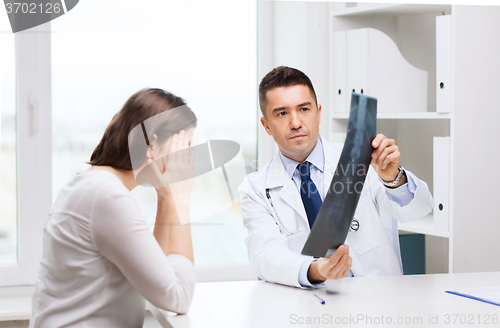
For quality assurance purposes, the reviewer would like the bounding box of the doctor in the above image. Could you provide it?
[239,66,433,288]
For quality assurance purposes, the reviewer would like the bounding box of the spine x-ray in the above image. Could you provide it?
[302,93,377,258]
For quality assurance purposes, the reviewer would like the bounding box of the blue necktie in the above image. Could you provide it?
[297,161,322,228]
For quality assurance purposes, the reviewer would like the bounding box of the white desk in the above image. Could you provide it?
[151,272,500,328]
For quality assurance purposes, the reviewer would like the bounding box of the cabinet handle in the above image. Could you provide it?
[439,81,445,89]
[29,95,39,135]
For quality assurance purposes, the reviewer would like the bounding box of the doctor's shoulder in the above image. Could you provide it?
[238,158,274,202]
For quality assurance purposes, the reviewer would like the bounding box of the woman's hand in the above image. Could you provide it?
[156,130,195,199]
[135,130,195,198]
[153,130,195,261]
[134,148,166,190]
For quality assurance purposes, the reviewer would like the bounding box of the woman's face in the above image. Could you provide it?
[151,126,195,161]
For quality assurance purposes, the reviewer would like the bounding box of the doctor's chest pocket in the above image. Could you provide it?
[273,204,302,236]
[347,196,389,255]
[271,206,308,253]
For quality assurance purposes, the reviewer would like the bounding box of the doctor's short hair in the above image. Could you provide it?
[88,88,197,170]
[258,66,318,118]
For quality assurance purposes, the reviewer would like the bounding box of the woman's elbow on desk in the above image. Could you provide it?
[153,279,196,315]
[153,257,196,315]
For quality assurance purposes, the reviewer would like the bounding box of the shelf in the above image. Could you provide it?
[332,112,451,120]
[0,295,31,321]
[398,214,449,238]
[332,3,451,17]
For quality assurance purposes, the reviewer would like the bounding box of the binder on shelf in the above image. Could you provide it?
[436,15,451,114]
[433,137,450,231]
[366,28,427,112]
[346,29,368,101]
[333,31,347,113]
[332,2,347,10]
[333,2,357,10]
[334,28,428,114]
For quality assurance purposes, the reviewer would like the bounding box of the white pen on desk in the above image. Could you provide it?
[312,293,325,304]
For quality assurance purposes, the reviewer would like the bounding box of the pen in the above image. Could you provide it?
[266,189,273,207]
[312,293,325,304]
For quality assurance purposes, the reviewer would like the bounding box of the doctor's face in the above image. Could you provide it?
[261,84,321,163]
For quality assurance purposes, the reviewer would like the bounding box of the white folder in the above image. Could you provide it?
[333,31,347,113]
[346,29,368,99]
[342,28,427,113]
[332,2,346,10]
[436,15,451,113]
[433,137,450,231]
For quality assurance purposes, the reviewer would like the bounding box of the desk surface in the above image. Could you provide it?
[154,272,500,328]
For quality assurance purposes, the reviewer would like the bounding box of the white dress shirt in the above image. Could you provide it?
[30,170,195,328]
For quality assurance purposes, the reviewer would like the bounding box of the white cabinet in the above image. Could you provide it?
[335,27,428,113]
[259,1,500,275]
[329,3,500,274]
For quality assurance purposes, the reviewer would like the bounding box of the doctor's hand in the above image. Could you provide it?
[307,245,352,283]
[370,134,406,187]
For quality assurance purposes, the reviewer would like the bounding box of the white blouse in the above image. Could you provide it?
[30,170,195,328]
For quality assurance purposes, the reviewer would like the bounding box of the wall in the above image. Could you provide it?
[452,5,500,272]
[257,1,330,167]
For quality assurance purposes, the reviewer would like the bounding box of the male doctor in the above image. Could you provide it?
[239,66,434,288]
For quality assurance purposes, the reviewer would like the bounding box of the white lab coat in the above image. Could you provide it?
[239,139,434,288]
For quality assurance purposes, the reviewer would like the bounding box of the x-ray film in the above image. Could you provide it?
[301,93,377,258]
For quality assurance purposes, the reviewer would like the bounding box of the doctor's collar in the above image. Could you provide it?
[279,134,325,179]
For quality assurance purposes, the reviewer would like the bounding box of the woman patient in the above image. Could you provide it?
[30,88,197,327]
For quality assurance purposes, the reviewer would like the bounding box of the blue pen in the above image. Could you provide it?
[312,293,325,304]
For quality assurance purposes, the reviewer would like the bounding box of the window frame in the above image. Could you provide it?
[0,23,52,287]
[2,0,263,286]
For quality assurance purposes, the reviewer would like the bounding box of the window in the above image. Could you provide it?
[0,0,257,287]
[0,18,51,286]
[51,0,257,279]
[0,27,16,266]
